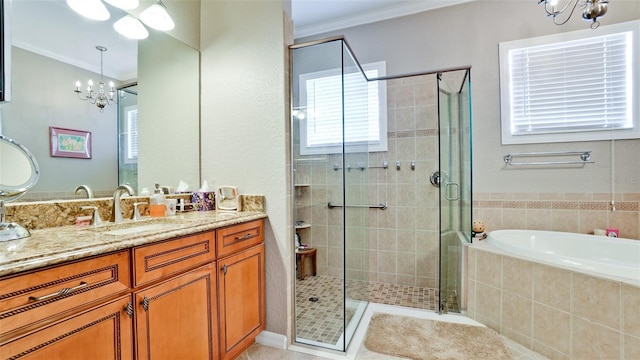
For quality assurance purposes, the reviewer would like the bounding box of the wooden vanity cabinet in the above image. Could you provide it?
[0,218,265,360]
[131,231,218,360]
[0,251,132,360]
[134,263,218,360]
[216,219,265,360]
[217,244,265,360]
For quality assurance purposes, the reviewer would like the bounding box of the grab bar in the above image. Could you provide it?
[504,150,594,166]
[333,161,388,171]
[327,202,387,210]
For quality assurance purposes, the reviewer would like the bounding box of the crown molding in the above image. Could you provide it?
[294,0,474,39]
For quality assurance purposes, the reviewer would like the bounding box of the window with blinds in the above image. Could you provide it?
[298,61,387,155]
[124,105,138,164]
[499,21,639,144]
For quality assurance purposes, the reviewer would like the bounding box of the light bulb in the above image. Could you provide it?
[140,1,175,31]
[104,0,139,10]
[66,0,110,21]
[114,15,149,39]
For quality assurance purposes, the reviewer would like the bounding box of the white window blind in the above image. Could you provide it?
[124,105,138,164]
[298,61,387,154]
[499,21,639,144]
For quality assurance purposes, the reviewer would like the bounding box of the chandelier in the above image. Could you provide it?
[74,46,116,112]
[538,0,608,29]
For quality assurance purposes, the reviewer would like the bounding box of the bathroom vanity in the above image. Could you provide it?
[0,212,266,360]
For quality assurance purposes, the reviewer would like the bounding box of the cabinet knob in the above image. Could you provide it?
[125,302,134,317]
[141,296,150,312]
[222,264,228,275]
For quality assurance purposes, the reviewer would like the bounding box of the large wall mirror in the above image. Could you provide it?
[0,0,200,201]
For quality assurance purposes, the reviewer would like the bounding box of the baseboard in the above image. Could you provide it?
[256,330,288,349]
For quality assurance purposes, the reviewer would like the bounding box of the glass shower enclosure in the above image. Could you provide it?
[291,38,371,351]
[291,37,472,352]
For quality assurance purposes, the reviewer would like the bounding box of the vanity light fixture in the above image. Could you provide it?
[104,0,139,10]
[139,0,175,31]
[114,15,149,39]
[538,0,608,29]
[74,46,116,112]
[66,0,110,21]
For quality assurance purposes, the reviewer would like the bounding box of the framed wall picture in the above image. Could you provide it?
[49,127,92,159]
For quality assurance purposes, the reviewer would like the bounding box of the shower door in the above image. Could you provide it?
[437,69,472,314]
[291,38,370,352]
[117,84,139,191]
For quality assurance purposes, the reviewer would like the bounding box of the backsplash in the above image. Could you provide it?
[5,194,265,230]
[474,192,640,239]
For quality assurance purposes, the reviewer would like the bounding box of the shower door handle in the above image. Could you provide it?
[445,182,460,201]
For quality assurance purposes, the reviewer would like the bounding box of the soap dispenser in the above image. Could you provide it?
[149,183,166,218]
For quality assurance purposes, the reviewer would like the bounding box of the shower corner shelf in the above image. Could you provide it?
[295,184,311,187]
[295,223,311,230]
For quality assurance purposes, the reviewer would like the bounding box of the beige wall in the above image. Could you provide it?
[301,0,640,195]
[138,32,200,192]
[300,1,640,240]
[200,1,291,337]
[0,47,118,197]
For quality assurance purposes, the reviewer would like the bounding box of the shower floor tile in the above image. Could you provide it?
[295,275,440,345]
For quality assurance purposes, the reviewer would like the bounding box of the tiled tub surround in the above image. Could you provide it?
[474,192,640,240]
[467,243,640,360]
[5,194,264,231]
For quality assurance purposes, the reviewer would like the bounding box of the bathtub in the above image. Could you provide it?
[485,229,640,283]
[468,230,640,359]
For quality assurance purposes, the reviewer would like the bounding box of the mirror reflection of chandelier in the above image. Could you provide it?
[74,46,116,112]
[538,0,608,29]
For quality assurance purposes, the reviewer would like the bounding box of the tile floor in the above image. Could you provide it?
[296,275,440,345]
[290,276,548,359]
[239,339,549,360]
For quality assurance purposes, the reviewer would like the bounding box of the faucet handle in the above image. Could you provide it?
[80,206,102,226]
[132,202,148,221]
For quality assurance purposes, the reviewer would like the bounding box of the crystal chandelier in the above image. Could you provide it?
[74,46,116,112]
[538,0,609,29]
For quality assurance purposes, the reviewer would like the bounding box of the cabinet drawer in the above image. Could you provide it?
[0,250,130,335]
[133,231,215,287]
[0,295,134,360]
[216,219,264,258]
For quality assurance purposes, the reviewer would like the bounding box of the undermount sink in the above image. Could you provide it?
[85,218,186,236]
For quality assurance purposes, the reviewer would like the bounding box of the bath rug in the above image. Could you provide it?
[364,313,513,360]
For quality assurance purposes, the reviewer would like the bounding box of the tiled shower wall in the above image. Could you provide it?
[474,192,640,240]
[294,74,442,288]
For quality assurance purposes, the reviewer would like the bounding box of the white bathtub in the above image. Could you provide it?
[484,230,640,284]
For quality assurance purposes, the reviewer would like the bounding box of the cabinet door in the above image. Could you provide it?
[134,263,218,360]
[0,295,133,360]
[218,245,265,360]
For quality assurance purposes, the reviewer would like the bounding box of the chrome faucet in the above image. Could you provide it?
[74,185,94,199]
[110,184,135,223]
[80,205,102,225]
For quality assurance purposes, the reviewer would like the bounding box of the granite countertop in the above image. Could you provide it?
[0,211,267,277]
